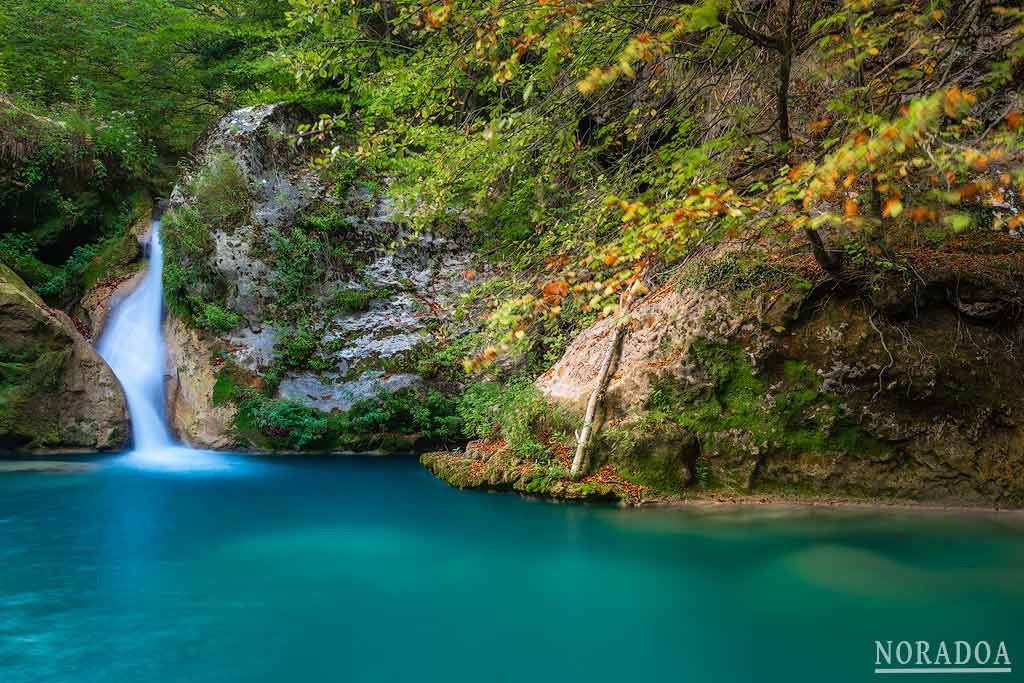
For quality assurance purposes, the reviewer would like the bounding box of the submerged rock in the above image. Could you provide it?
[0,264,129,451]
[0,460,95,474]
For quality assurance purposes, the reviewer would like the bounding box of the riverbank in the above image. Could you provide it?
[3,447,1021,514]
[421,445,1024,513]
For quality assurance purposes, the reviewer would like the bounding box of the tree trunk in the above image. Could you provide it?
[804,228,843,274]
[778,0,797,144]
[570,265,649,479]
[569,320,626,478]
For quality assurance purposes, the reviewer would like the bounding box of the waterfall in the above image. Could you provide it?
[98,220,173,451]
[97,219,230,471]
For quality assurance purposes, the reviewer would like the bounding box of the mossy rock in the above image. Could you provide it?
[0,264,129,451]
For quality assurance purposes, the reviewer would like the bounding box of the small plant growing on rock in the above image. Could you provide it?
[188,152,249,231]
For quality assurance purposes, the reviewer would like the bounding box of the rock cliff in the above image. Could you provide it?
[536,239,1024,506]
[163,104,480,449]
[426,237,1024,508]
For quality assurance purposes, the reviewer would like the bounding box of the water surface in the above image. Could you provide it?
[0,454,1021,682]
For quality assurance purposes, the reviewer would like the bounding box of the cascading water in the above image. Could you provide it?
[97,220,173,452]
[97,219,230,471]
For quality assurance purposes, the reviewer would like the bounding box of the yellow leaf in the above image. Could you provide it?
[883,198,903,218]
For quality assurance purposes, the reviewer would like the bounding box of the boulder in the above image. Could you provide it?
[0,264,129,451]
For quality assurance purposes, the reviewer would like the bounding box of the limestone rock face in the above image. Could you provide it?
[538,247,1024,507]
[79,269,146,339]
[165,104,483,448]
[171,103,316,324]
[537,286,741,415]
[165,103,311,446]
[76,193,154,339]
[164,317,237,449]
[0,264,129,451]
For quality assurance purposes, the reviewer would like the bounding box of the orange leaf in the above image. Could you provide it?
[882,198,903,218]
[809,118,832,136]
[909,207,933,223]
[541,280,569,301]
[959,183,979,201]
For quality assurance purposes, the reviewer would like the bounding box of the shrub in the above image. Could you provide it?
[233,388,461,451]
[0,232,59,290]
[189,152,249,230]
[195,302,241,333]
[162,205,210,260]
[413,332,483,382]
[329,285,392,313]
[35,243,98,299]
[278,326,318,368]
[457,380,572,461]
[270,227,325,314]
[332,389,461,445]
[162,261,200,317]
[298,203,348,233]
[237,396,329,449]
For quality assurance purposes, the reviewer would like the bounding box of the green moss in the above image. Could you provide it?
[649,341,889,460]
[81,191,152,291]
[212,367,240,407]
[597,419,692,493]
[524,468,560,494]
[0,348,69,448]
[612,452,688,493]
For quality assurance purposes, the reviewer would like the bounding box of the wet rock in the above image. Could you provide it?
[164,316,238,449]
[0,460,96,474]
